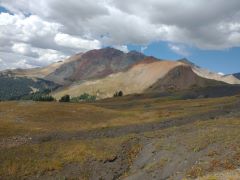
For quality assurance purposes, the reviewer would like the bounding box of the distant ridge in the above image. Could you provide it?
[233,73,240,80]
[1,47,240,100]
[177,58,240,85]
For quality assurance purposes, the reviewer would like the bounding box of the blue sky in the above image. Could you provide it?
[0,1,240,74]
[0,6,9,13]
[128,43,240,74]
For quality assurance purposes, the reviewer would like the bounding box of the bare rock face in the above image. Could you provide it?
[46,48,146,85]
[52,60,183,99]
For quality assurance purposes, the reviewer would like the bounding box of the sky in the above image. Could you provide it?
[0,0,240,74]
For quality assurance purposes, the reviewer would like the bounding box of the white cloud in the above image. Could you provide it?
[0,13,61,45]
[218,72,225,76]
[0,12,101,69]
[1,0,240,70]
[168,44,190,57]
[112,45,129,53]
[12,43,38,57]
[12,59,35,69]
[54,33,101,50]
[2,0,240,49]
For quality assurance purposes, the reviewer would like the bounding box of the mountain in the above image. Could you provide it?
[179,59,240,85]
[193,67,240,85]
[178,58,197,67]
[233,73,240,79]
[1,60,68,79]
[45,47,146,85]
[52,58,180,99]
[146,65,224,93]
[52,59,226,99]
[1,48,240,100]
[0,48,147,100]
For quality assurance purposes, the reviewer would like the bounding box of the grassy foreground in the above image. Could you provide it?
[0,95,240,179]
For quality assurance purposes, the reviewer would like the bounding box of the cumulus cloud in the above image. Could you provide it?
[12,43,38,58]
[54,33,101,51]
[0,0,240,70]
[0,12,102,70]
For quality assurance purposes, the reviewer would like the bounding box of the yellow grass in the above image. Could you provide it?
[0,95,239,179]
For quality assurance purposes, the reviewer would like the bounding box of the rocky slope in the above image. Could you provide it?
[46,48,146,85]
[52,59,181,99]
[52,59,227,100]
[1,48,240,100]
[0,48,147,99]
[1,48,146,86]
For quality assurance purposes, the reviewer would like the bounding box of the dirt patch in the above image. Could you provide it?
[27,137,141,180]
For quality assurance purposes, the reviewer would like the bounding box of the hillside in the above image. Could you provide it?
[146,65,225,93]
[1,48,147,86]
[192,67,240,85]
[1,48,240,101]
[1,49,240,180]
[52,59,228,100]
[179,59,240,84]
[1,95,240,179]
[45,48,146,85]
[0,75,59,101]
[52,59,184,99]
[233,73,240,80]
[1,61,66,79]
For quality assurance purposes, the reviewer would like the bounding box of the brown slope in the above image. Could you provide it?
[46,48,146,85]
[146,65,225,93]
[52,60,184,99]
[52,60,227,100]
[178,58,240,85]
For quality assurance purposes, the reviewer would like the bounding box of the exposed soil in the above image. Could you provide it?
[26,137,141,180]
[0,135,31,149]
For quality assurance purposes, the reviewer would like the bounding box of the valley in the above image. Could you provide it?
[1,48,240,102]
[0,48,240,179]
[1,1,240,179]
